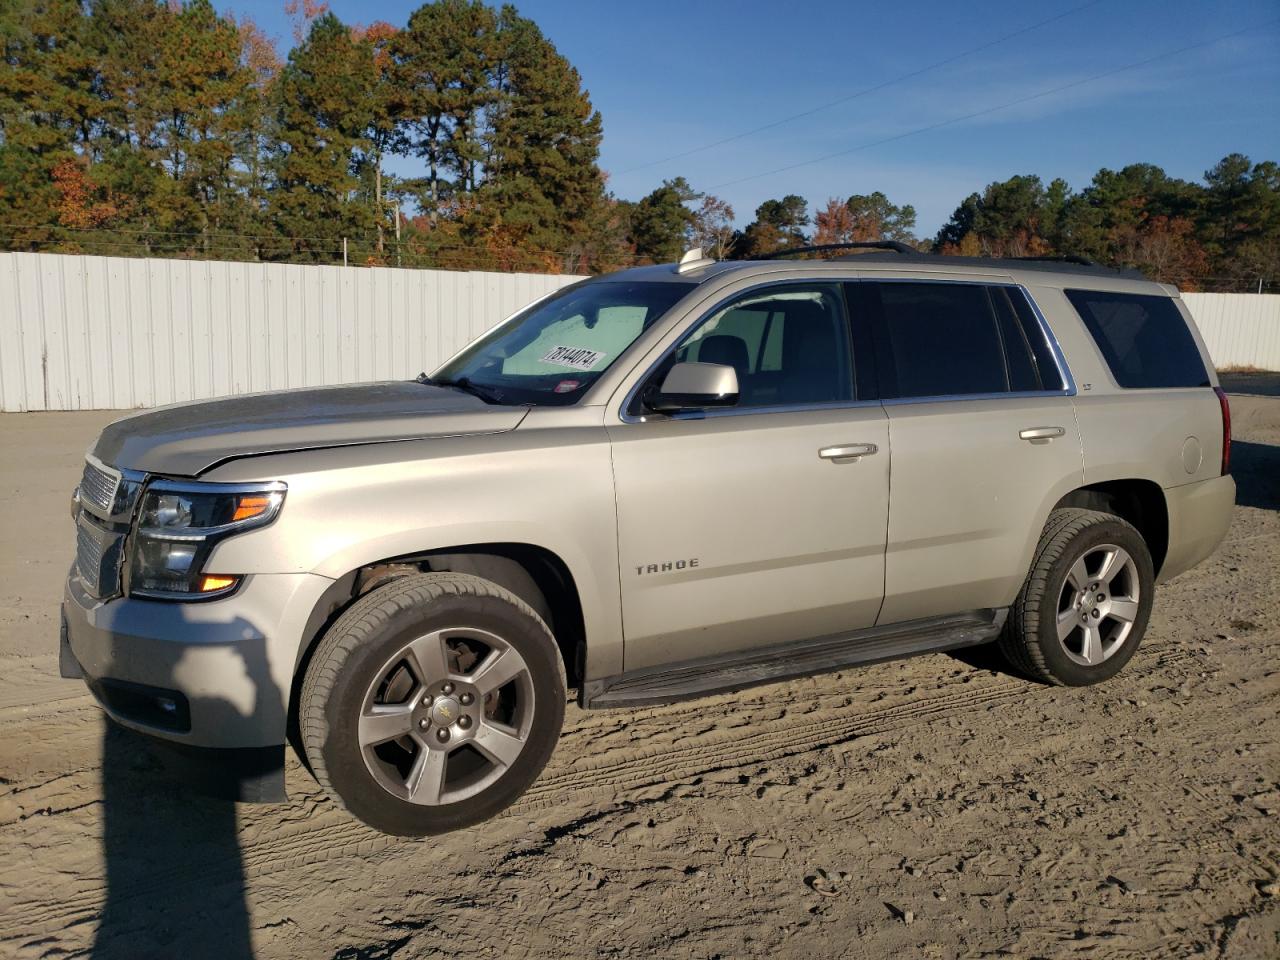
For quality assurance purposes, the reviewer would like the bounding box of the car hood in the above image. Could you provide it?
[92,381,528,476]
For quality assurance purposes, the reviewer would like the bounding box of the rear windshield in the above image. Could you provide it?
[1064,290,1209,389]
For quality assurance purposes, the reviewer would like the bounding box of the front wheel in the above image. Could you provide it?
[300,572,566,836]
[999,508,1155,686]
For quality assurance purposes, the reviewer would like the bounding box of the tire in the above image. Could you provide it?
[300,572,566,836]
[999,508,1155,686]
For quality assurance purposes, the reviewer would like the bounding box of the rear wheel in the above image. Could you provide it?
[999,508,1155,686]
[300,572,565,836]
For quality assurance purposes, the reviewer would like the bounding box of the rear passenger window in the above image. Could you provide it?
[1064,290,1209,389]
[854,282,1066,399]
[859,284,998,398]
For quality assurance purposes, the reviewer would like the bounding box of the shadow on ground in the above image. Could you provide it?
[95,721,252,959]
[1231,440,1280,511]
[91,628,281,959]
[1220,371,1280,397]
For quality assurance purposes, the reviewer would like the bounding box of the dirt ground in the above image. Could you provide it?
[1,380,1277,960]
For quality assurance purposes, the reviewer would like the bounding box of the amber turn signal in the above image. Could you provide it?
[198,574,239,593]
[231,494,274,522]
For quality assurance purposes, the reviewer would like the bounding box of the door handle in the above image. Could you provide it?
[1019,426,1065,442]
[818,443,878,462]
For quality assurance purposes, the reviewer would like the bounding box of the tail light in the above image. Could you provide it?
[1213,386,1231,475]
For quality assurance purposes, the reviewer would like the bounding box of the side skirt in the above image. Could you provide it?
[582,609,1007,709]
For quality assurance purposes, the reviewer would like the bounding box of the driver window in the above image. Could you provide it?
[673,284,853,408]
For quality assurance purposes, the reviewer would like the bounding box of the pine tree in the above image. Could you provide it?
[627,177,700,263]
[0,0,99,245]
[351,21,399,258]
[268,12,377,261]
[478,8,605,260]
[391,0,500,214]
[729,195,809,258]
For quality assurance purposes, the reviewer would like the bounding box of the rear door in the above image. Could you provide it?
[848,280,1085,624]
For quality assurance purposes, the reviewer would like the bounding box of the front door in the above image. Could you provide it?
[608,282,890,673]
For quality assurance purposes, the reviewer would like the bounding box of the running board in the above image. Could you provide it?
[583,609,1007,709]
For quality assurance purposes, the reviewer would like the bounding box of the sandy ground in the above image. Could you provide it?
[1,383,1277,960]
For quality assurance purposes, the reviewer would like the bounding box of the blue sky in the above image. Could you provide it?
[219,0,1280,237]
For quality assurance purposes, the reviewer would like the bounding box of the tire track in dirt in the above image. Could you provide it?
[1,647,1196,944]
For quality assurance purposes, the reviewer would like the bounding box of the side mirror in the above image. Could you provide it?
[647,362,739,414]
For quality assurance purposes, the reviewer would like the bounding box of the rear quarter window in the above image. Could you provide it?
[1064,290,1209,389]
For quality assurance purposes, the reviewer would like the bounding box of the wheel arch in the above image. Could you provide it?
[287,543,587,767]
[1051,479,1169,575]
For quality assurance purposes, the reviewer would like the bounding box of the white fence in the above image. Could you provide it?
[1,253,1277,412]
[1181,292,1280,373]
[0,253,583,412]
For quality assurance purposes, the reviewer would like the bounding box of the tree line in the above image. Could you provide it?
[712,157,1279,291]
[2,1,1277,290]
[2,0,625,271]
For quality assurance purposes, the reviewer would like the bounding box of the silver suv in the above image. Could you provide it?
[61,243,1236,836]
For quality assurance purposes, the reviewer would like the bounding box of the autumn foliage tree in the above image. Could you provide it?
[814,192,917,246]
[0,0,627,270]
[730,195,810,258]
[1,2,1277,286]
[930,160,1279,289]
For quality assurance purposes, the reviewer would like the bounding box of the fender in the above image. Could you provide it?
[201,429,626,679]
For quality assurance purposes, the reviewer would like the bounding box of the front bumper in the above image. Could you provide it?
[61,568,335,796]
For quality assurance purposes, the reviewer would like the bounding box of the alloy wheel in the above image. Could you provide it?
[1054,543,1141,667]
[357,627,535,805]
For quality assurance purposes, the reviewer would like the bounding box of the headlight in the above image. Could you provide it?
[128,481,286,599]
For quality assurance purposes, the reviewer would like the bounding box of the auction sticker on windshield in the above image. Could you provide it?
[541,346,607,370]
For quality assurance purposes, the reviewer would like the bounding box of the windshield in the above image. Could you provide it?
[432,280,690,405]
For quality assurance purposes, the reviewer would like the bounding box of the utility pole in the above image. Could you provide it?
[395,202,402,268]
[375,164,384,256]
[342,237,348,267]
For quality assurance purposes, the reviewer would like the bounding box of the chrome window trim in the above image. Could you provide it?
[616,276,1075,424]
[1012,282,1077,397]
[624,398,884,424]
[881,390,1073,407]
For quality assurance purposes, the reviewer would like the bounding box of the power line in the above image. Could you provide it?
[613,0,1107,176]
[708,17,1280,192]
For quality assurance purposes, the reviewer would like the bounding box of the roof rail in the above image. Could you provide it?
[725,242,1145,280]
[1010,254,1099,267]
[751,240,916,260]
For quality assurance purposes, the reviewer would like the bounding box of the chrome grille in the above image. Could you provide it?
[75,520,105,594]
[75,512,124,598]
[80,459,119,515]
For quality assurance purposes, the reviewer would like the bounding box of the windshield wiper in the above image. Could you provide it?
[420,374,506,405]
